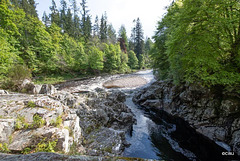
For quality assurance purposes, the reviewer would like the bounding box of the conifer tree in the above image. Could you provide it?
[49,0,60,26]
[60,0,67,31]
[93,15,99,37]
[118,25,128,53]
[107,24,116,44]
[134,18,144,60]
[80,0,91,42]
[100,13,107,42]
[42,11,50,27]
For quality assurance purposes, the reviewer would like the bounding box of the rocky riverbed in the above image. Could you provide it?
[133,80,240,159]
[0,72,150,160]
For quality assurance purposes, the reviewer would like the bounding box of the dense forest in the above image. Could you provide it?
[0,0,152,89]
[151,0,240,92]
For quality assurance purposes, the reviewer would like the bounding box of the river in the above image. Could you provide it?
[107,70,227,161]
[58,69,228,160]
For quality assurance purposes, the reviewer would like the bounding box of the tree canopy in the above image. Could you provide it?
[151,0,240,90]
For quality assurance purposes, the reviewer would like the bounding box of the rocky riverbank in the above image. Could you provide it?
[0,75,137,158]
[133,80,240,157]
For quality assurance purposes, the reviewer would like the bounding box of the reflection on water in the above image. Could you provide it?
[122,70,234,161]
[123,96,191,161]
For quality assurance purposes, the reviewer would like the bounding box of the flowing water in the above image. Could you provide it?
[57,69,232,160]
[118,70,229,161]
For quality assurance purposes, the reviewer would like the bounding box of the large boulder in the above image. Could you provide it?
[0,90,8,95]
[39,84,57,95]
[0,152,152,161]
[0,119,15,143]
[133,80,240,155]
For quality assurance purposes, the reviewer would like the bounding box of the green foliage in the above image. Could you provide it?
[0,143,10,153]
[21,147,31,154]
[35,137,57,153]
[0,0,142,89]
[88,46,104,72]
[128,50,138,69]
[32,114,45,128]
[26,101,36,108]
[104,44,121,72]
[50,115,63,128]
[2,64,32,91]
[151,0,240,88]
[15,115,29,130]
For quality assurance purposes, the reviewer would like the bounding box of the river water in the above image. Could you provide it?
[115,70,228,161]
[57,69,229,160]
[120,70,193,160]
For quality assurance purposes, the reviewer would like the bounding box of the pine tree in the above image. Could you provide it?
[80,0,91,42]
[100,13,107,42]
[65,8,74,36]
[129,19,136,51]
[49,0,60,26]
[134,18,144,61]
[70,0,81,39]
[118,25,128,53]
[28,0,38,17]
[107,24,116,44]
[42,11,50,27]
[93,15,99,37]
[60,0,67,31]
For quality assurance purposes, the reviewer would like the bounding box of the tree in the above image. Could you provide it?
[70,0,81,39]
[107,24,116,44]
[80,0,91,42]
[49,0,60,26]
[42,11,50,27]
[88,46,104,73]
[144,37,153,67]
[128,50,138,69]
[152,0,240,87]
[93,15,99,37]
[64,8,74,36]
[103,44,121,72]
[60,0,67,31]
[118,25,128,53]
[28,0,38,17]
[100,13,107,42]
[134,18,144,61]
[151,20,169,79]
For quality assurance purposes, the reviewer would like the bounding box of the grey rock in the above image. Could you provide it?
[8,127,71,153]
[202,108,216,120]
[231,130,240,155]
[140,99,161,110]
[94,109,109,125]
[221,99,240,116]
[20,79,31,89]
[0,119,15,143]
[0,90,8,94]
[0,152,151,161]
[39,84,57,95]
[33,84,42,94]
[133,80,240,155]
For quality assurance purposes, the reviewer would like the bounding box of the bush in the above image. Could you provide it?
[32,114,45,128]
[0,143,10,153]
[35,138,57,153]
[2,64,31,91]
[50,115,62,128]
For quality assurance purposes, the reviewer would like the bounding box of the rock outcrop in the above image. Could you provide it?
[0,152,151,161]
[133,80,240,155]
[0,94,81,153]
[0,84,135,157]
[20,79,57,95]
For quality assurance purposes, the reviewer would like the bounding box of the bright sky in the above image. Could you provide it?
[35,0,172,38]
